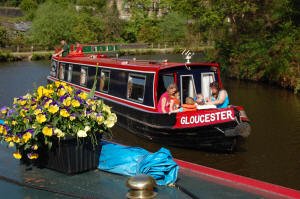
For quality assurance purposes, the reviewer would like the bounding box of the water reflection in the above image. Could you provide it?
[0,57,299,190]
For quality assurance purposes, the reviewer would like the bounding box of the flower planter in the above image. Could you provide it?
[22,134,102,175]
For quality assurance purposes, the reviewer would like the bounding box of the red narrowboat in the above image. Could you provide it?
[47,51,251,151]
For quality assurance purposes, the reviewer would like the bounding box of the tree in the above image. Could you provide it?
[158,12,186,43]
[30,1,78,47]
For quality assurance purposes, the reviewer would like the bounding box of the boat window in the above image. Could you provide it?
[201,72,215,99]
[59,63,65,80]
[127,74,146,103]
[99,70,110,92]
[180,75,196,104]
[50,60,57,77]
[80,67,88,86]
[158,74,174,100]
[67,64,73,82]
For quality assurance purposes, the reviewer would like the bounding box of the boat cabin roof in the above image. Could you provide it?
[56,55,220,72]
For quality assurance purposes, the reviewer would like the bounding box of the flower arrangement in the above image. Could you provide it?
[0,81,117,161]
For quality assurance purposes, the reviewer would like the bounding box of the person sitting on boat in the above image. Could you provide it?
[169,97,197,114]
[206,81,229,108]
[195,93,205,105]
[158,83,177,113]
[70,42,83,55]
[53,39,69,57]
[169,91,180,112]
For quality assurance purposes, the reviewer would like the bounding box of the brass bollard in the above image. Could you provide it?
[126,175,157,199]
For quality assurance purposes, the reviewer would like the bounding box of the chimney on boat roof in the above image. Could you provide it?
[182,49,194,64]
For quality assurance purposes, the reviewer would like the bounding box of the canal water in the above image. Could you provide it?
[0,55,299,190]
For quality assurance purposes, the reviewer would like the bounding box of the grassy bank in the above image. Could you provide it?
[0,51,53,62]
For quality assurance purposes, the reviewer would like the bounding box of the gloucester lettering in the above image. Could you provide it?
[180,110,235,125]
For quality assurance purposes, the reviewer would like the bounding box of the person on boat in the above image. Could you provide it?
[169,97,197,114]
[70,42,83,55]
[169,91,180,112]
[182,97,197,112]
[158,83,177,113]
[195,94,205,105]
[53,40,69,57]
[206,81,229,108]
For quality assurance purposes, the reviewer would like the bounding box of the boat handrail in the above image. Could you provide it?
[111,58,167,65]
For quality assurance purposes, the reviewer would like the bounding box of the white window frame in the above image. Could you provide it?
[99,69,110,93]
[127,73,147,103]
[67,64,73,82]
[180,74,197,105]
[80,67,88,86]
[201,72,215,99]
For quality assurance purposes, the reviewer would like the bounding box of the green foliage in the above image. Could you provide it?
[20,0,38,20]
[158,12,187,43]
[0,25,9,47]
[30,2,78,47]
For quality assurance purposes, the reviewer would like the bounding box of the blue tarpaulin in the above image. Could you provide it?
[98,142,179,185]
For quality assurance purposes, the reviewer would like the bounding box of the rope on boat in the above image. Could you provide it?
[0,174,97,199]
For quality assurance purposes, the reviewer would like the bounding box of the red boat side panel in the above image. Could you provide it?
[176,159,300,199]
[174,108,235,129]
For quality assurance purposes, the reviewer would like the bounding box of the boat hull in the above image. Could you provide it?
[103,99,242,152]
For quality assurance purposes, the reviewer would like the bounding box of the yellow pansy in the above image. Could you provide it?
[5,136,12,142]
[78,92,88,100]
[0,125,4,134]
[96,116,104,124]
[71,100,80,107]
[34,109,42,115]
[13,152,22,159]
[19,99,27,106]
[48,105,59,114]
[57,89,66,97]
[27,153,39,160]
[1,109,7,114]
[44,99,52,109]
[63,97,71,106]
[31,104,37,110]
[86,99,95,106]
[54,128,65,138]
[12,121,17,126]
[20,109,27,117]
[70,115,76,121]
[22,132,32,143]
[8,142,14,148]
[37,86,45,99]
[0,125,7,135]
[13,98,18,104]
[66,86,73,93]
[13,136,20,143]
[42,126,53,136]
[23,118,29,124]
[104,113,117,128]
[102,104,111,114]
[36,114,47,123]
[60,109,70,117]
[32,144,38,150]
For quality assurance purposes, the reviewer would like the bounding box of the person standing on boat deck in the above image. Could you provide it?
[206,81,229,108]
[158,83,177,113]
[53,40,69,57]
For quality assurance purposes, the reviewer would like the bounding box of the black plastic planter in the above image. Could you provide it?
[22,134,102,175]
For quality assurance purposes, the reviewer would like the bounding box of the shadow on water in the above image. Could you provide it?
[0,57,299,190]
